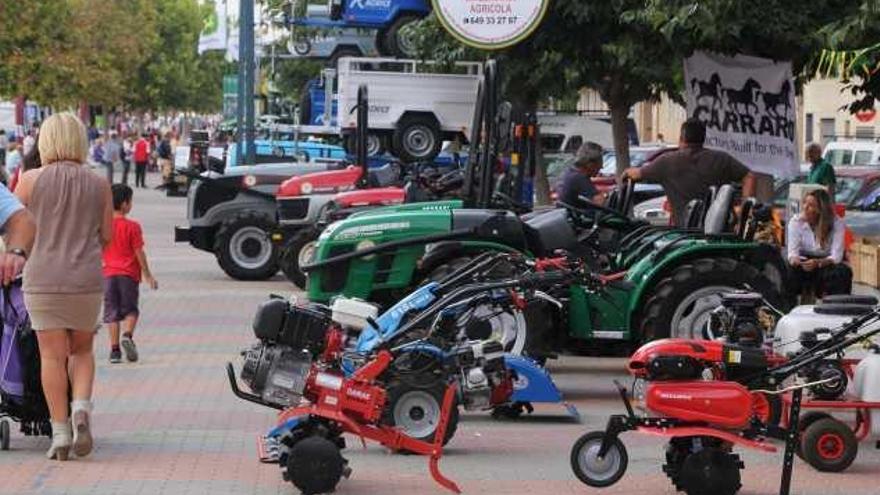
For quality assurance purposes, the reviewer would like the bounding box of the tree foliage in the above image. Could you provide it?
[814,0,880,112]
[645,0,879,113]
[411,2,680,182]
[0,0,232,112]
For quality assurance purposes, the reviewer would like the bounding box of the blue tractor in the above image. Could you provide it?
[285,0,431,58]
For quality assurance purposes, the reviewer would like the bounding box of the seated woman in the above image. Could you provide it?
[786,188,852,297]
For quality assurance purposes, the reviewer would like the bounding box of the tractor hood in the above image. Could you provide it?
[333,187,406,208]
[346,199,464,220]
[319,208,455,244]
[277,165,364,198]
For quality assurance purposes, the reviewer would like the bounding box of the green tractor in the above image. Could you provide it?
[301,61,791,351]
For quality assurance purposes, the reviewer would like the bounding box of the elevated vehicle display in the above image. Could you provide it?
[284,0,431,58]
[298,58,482,162]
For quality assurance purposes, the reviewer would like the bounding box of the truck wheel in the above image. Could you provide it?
[344,132,386,156]
[381,15,421,58]
[393,115,441,163]
[214,212,279,280]
[326,46,361,68]
[638,258,781,342]
[280,228,320,289]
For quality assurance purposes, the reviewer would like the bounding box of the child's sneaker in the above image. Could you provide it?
[121,334,138,362]
[109,348,122,364]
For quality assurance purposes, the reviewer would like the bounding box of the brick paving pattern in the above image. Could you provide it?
[0,172,876,494]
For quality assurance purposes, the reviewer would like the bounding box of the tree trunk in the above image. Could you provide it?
[610,101,631,177]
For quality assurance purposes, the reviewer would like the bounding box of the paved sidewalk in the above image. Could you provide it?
[0,173,877,495]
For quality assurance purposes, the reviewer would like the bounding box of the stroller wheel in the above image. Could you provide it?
[570,431,628,488]
[0,419,10,450]
[801,417,858,472]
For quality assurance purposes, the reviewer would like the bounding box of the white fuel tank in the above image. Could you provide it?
[854,351,880,437]
[773,305,880,359]
[330,297,379,332]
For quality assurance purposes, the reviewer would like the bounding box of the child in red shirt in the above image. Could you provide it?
[103,184,158,363]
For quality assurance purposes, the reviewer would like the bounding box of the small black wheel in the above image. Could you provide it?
[285,435,345,495]
[795,412,832,459]
[801,417,858,472]
[0,420,10,450]
[570,431,628,488]
[677,448,742,495]
[280,228,320,289]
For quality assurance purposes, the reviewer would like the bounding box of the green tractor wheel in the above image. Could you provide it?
[638,257,781,342]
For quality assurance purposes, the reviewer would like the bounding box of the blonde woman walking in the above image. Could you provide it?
[15,113,112,460]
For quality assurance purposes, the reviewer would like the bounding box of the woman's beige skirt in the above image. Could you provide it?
[24,293,102,332]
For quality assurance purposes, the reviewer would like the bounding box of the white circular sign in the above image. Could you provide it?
[433,0,549,50]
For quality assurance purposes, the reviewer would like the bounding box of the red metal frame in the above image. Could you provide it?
[275,350,462,493]
[635,425,778,453]
[781,393,880,441]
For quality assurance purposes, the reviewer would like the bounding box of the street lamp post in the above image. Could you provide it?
[236,0,256,166]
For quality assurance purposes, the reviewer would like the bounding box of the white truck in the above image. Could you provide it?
[538,113,640,153]
[299,57,482,162]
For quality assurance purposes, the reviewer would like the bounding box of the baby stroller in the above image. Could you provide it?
[0,280,52,449]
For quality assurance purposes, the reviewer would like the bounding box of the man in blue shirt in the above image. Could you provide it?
[555,142,607,205]
[0,183,35,284]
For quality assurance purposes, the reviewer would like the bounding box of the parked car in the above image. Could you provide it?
[285,28,379,67]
